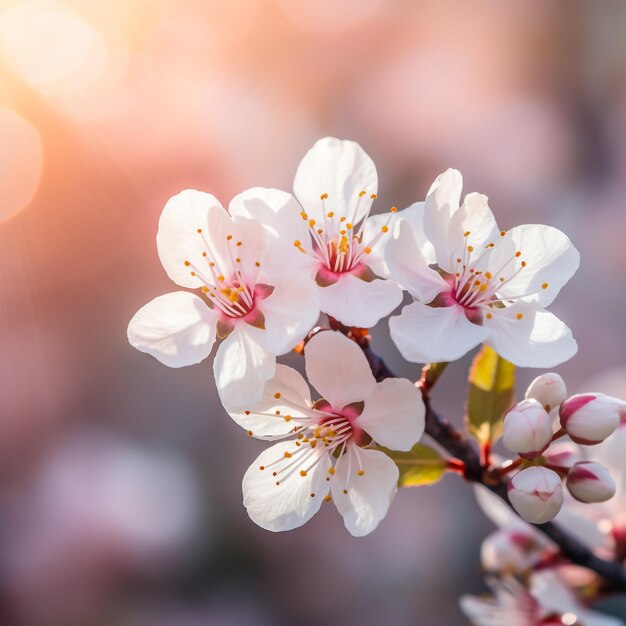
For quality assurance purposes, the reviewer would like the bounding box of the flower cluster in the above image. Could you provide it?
[128,136,626,624]
[127,136,583,536]
[502,372,625,524]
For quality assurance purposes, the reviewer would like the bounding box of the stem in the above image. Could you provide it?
[362,346,626,591]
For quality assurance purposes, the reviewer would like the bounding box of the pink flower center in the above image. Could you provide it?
[292,192,397,284]
[182,229,271,326]
[428,229,549,325]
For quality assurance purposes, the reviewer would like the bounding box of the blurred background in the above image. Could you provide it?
[2,1,626,624]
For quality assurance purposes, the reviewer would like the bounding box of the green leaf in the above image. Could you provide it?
[466,344,516,446]
[375,443,448,487]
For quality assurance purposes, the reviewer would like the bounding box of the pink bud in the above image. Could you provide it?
[480,529,547,574]
[507,467,564,524]
[543,442,582,470]
[525,372,567,413]
[503,400,553,460]
[567,461,616,503]
[559,393,625,444]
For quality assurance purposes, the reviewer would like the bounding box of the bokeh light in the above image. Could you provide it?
[0,106,43,222]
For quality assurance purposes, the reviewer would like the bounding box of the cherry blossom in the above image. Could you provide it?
[461,572,622,626]
[226,331,425,536]
[385,169,579,366]
[127,189,319,409]
[245,137,403,328]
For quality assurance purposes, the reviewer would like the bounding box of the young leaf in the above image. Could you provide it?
[375,443,448,487]
[466,345,515,446]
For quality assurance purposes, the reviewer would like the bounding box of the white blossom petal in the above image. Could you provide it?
[318,272,403,328]
[127,291,217,368]
[304,331,376,410]
[293,137,377,224]
[259,275,320,356]
[355,378,425,451]
[389,301,488,363]
[228,187,315,276]
[331,445,399,537]
[226,364,312,437]
[423,168,463,271]
[385,219,449,301]
[485,302,577,368]
[242,441,331,532]
[487,224,580,307]
[447,193,500,269]
[157,190,230,288]
[214,326,276,410]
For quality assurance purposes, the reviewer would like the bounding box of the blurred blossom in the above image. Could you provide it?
[0,106,43,222]
[2,432,203,623]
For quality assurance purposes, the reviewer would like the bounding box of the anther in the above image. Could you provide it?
[390,206,398,213]
[515,251,521,257]
[324,494,332,502]
[284,451,292,458]
[357,469,365,476]
[370,193,377,199]
[197,228,202,233]
[259,465,265,471]
[274,392,281,399]
[320,193,328,200]
[542,282,549,289]
[227,235,233,241]
[358,191,366,197]
[516,313,524,320]
[300,470,308,477]
[328,467,335,475]
[184,261,190,266]
[381,225,389,233]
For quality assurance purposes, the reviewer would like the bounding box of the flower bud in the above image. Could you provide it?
[543,442,582,470]
[525,372,567,413]
[559,393,625,445]
[480,529,547,574]
[507,467,564,524]
[566,461,616,503]
[502,400,553,460]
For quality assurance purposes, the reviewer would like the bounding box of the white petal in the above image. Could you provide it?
[293,137,377,224]
[259,274,320,355]
[487,224,580,307]
[227,187,315,277]
[385,219,449,301]
[423,168,463,269]
[127,292,216,368]
[318,272,403,328]
[359,212,396,278]
[389,301,488,363]
[226,364,312,437]
[242,441,331,532]
[331,445,399,537]
[391,201,436,263]
[485,302,577,368]
[446,193,500,270]
[157,190,230,288]
[304,331,376,410]
[355,378,425,451]
[213,327,276,410]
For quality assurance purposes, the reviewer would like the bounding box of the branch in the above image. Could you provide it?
[363,344,626,592]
